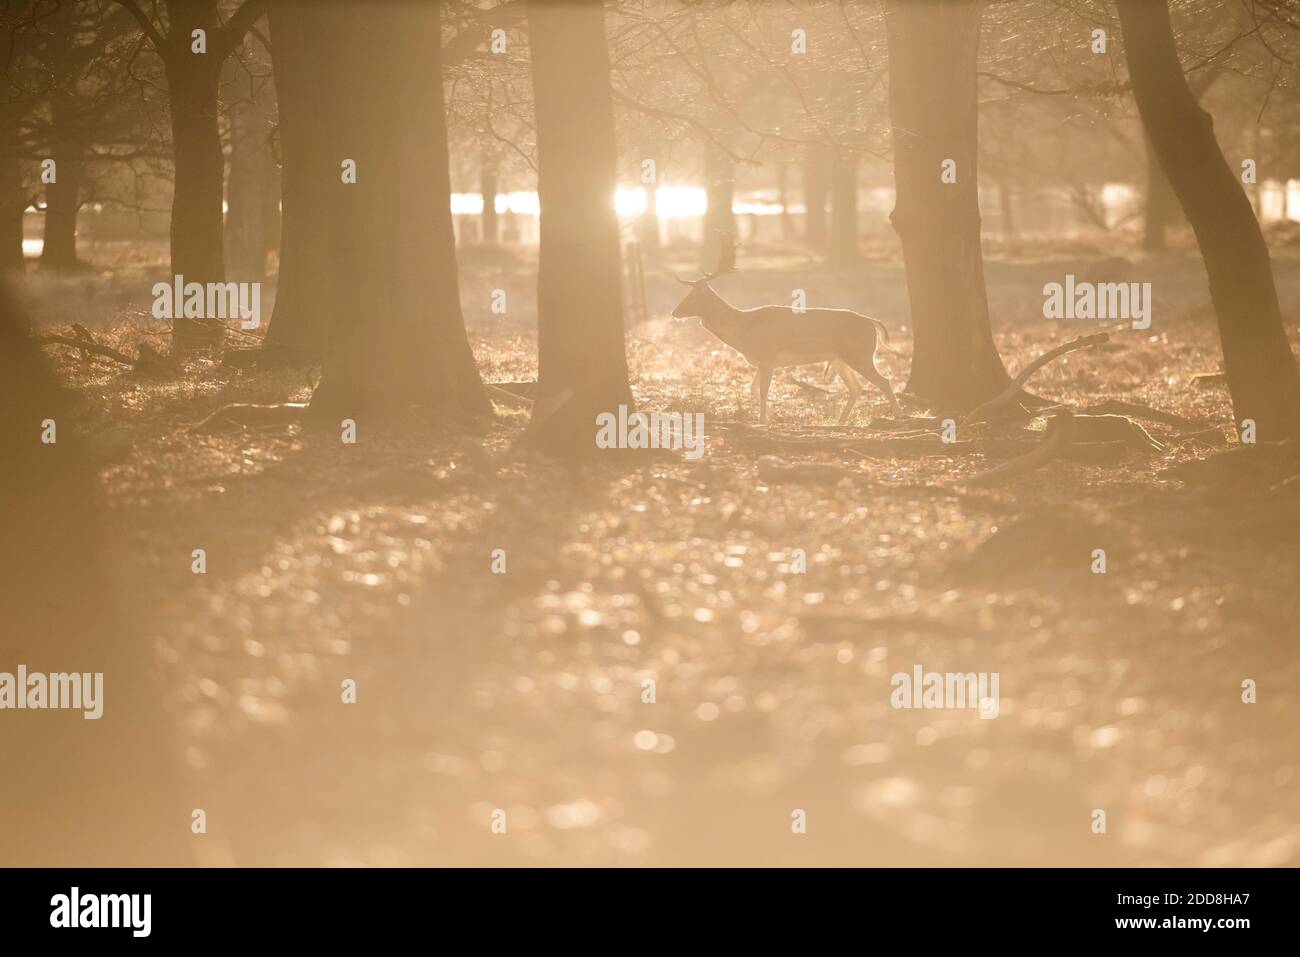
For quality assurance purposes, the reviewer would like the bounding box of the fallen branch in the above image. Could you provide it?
[1172,426,1227,446]
[958,410,1077,486]
[191,402,309,433]
[36,328,175,376]
[485,383,533,408]
[983,436,1129,465]
[35,333,136,367]
[1071,413,1164,452]
[719,422,969,457]
[1190,371,1227,389]
[1081,398,1203,431]
[965,334,1109,424]
[71,323,98,362]
[845,436,979,459]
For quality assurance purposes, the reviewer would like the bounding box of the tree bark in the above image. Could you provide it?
[163,1,226,285]
[165,62,224,281]
[885,0,1010,411]
[224,67,278,284]
[295,0,488,422]
[998,177,1016,241]
[39,88,85,273]
[0,106,26,275]
[803,142,829,248]
[525,0,633,454]
[263,0,331,360]
[1119,0,1300,438]
[829,148,861,268]
[0,187,22,274]
[161,1,229,349]
[39,151,82,272]
[700,142,736,272]
[1141,131,1174,252]
[776,158,793,243]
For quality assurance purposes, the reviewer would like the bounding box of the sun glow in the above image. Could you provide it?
[453,185,717,221]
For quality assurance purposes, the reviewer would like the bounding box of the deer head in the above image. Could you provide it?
[671,232,739,320]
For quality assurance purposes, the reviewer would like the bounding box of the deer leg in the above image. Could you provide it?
[830,359,855,387]
[856,359,902,418]
[758,365,773,424]
[834,361,862,424]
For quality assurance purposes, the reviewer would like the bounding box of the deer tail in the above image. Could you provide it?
[870,317,894,351]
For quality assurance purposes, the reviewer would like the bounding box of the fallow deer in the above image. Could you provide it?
[672,235,901,424]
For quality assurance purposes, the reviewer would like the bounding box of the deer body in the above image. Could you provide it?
[674,283,901,424]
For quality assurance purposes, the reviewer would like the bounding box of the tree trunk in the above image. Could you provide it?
[480,157,499,245]
[1119,0,1300,438]
[162,1,227,350]
[777,158,794,242]
[224,69,278,284]
[263,0,332,360]
[0,190,22,275]
[166,61,225,284]
[803,142,829,248]
[700,142,735,272]
[998,177,1016,241]
[0,117,26,275]
[298,0,487,422]
[167,63,226,350]
[885,0,1010,411]
[829,148,861,268]
[1141,131,1174,252]
[39,150,82,272]
[525,0,633,454]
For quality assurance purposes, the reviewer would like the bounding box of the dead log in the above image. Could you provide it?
[1172,426,1227,447]
[70,323,97,363]
[35,329,175,376]
[958,410,1077,486]
[983,436,1130,465]
[1080,398,1203,431]
[485,383,533,408]
[35,333,136,367]
[846,436,979,458]
[191,402,309,433]
[135,341,175,375]
[720,422,971,457]
[1071,413,1164,452]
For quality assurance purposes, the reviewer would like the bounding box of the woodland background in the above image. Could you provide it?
[1,0,1298,866]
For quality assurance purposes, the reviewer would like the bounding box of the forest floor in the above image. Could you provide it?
[25,238,1300,865]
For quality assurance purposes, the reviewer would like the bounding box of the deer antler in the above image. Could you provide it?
[677,231,740,285]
